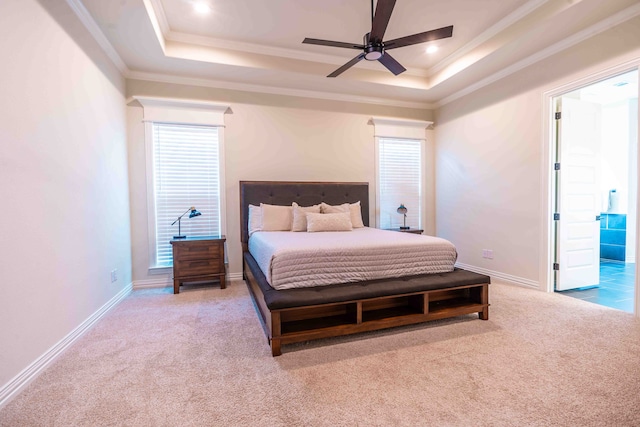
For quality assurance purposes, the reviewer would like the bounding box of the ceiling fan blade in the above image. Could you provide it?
[303,38,364,50]
[378,52,406,76]
[328,53,366,77]
[369,0,396,43]
[384,25,454,50]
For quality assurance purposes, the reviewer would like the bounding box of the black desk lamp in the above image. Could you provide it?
[397,204,409,229]
[172,207,201,239]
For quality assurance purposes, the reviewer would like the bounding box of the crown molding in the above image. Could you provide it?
[165,31,431,78]
[436,2,640,107]
[125,70,435,110]
[148,0,170,35]
[427,0,550,77]
[147,0,430,78]
[65,0,129,74]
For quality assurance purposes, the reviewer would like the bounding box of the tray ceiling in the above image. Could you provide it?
[76,0,640,107]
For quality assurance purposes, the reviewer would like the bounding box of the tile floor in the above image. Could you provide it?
[557,260,636,313]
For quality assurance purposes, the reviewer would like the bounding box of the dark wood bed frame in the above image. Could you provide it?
[240,181,490,356]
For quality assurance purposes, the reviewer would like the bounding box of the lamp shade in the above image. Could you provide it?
[189,207,201,218]
[397,204,408,215]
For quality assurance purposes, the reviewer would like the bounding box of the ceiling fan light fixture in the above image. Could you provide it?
[364,46,383,61]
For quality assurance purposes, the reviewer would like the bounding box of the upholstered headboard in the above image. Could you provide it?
[239,181,369,249]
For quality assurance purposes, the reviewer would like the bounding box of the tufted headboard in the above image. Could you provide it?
[239,181,369,250]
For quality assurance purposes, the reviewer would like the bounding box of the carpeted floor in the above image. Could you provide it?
[1,280,639,426]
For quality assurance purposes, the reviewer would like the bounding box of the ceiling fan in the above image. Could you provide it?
[302,0,453,77]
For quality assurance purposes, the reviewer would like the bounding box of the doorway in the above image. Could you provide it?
[552,70,639,313]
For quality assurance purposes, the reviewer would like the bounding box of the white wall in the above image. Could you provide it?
[435,16,640,289]
[125,80,434,284]
[0,0,130,399]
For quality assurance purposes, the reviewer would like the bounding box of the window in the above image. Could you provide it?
[135,96,228,269]
[371,117,431,230]
[152,123,221,266]
[378,138,423,229]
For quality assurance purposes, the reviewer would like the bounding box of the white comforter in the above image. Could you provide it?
[248,227,457,290]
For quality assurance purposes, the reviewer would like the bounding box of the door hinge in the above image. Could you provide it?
[553,263,560,271]
[553,213,560,221]
[554,163,560,171]
[555,112,562,120]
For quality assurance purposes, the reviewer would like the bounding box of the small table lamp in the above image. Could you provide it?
[172,207,202,239]
[397,204,409,229]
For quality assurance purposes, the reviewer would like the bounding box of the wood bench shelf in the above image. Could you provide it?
[262,283,489,355]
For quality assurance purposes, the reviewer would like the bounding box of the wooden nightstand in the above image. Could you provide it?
[170,235,226,294]
[384,228,424,235]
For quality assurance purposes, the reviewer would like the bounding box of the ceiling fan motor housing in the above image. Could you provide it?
[302,0,453,77]
[363,32,383,60]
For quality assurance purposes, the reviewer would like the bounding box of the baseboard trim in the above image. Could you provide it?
[133,277,172,289]
[228,272,243,281]
[0,283,133,410]
[133,272,243,289]
[456,263,540,289]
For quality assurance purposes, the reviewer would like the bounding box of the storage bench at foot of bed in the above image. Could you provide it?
[271,284,488,356]
[243,253,490,356]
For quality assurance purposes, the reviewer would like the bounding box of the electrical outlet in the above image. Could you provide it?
[482,249,494,259]
[110,269,117,283]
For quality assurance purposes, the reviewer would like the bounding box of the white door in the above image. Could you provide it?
[555,96,602,291]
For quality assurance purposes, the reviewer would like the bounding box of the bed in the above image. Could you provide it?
[240,181,490,356]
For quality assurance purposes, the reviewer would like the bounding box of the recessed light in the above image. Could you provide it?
[426,46,438,54]
[193,2,211,14]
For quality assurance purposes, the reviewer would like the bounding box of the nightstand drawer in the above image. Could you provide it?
[173,241,222,260]
[174,258,223,277]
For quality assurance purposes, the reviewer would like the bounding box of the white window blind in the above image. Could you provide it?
[152,123,221,266]
[378,138,422,229]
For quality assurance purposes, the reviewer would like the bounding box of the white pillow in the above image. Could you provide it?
[248,204,262,236]
[306,212,353,232]
[291,202,322,232]
[260,203,293,231]
[321,202,365,228]
[349,201,365,228]
[320,202,349,213]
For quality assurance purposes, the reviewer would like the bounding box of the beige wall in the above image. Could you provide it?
[126,80,434,283]
[0,0,130,400]
[435,16,640,289]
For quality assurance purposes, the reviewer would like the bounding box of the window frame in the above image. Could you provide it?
[371,117,432,230]
[375,136,425,229]
[135,96,229,271]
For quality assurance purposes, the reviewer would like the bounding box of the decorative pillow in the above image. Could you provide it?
[291,202,322,232]
[260,203,293,231]
[248,204,262,236]
[321,202,365,228]
[349,201,365,228]
[320,202,350,213]
[306,212,353,232]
